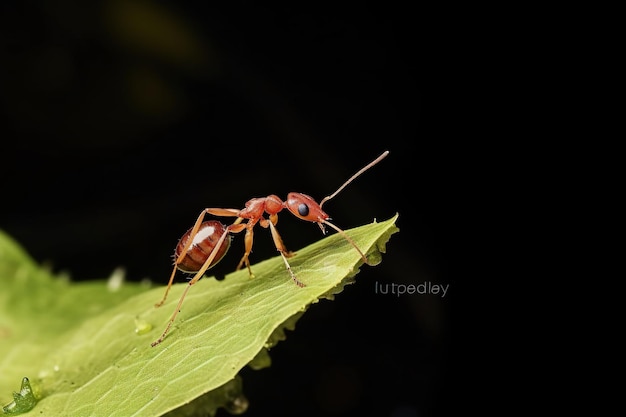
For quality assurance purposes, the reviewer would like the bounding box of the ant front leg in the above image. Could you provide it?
[264,218,304,287]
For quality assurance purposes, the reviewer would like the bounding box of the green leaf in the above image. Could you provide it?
[1,215,398,416]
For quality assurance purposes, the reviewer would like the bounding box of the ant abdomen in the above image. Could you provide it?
[175,220,231,273]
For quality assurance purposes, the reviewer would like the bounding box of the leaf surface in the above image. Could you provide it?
[0,215,398,416]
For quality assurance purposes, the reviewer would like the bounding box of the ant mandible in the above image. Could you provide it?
[151,150,389,346]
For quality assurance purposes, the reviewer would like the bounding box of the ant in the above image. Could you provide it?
[151,150,389,346]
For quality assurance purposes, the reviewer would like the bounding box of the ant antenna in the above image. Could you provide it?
[320,150,389,209]
[316,151,389,265]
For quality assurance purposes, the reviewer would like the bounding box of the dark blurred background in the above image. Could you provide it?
[1,2,469,416]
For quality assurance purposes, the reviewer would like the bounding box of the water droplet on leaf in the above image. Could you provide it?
[2,377,37,414]
[134,318,152,335]
[107,267,126,292]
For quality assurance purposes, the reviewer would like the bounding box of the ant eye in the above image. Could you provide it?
[298,203,309,217]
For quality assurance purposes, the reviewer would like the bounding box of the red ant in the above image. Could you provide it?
[151,151,389,346]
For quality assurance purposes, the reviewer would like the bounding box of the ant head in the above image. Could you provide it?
[285,192,330,225]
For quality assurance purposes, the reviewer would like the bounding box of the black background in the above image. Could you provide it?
[1,2,470,416]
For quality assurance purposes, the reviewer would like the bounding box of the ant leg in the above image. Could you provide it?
[154,265,179,308]
[151,222,246,347]
[265,214,294,258]
[207,208,241,217]
[236,219,258,277]
[266,220,305,287]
